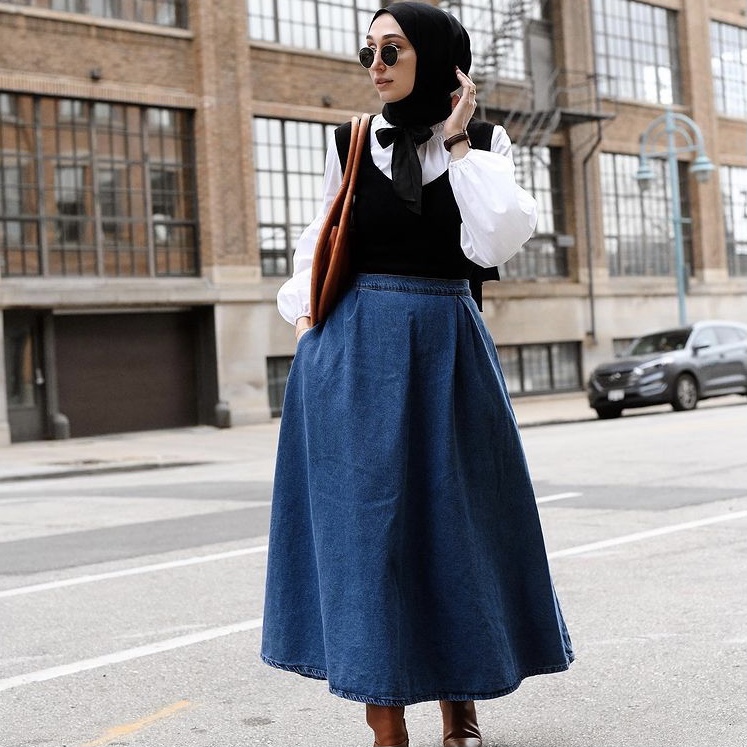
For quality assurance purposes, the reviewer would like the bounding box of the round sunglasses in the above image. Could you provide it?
[358,44,399,69]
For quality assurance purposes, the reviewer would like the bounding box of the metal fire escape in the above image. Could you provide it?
[475,0,612,150]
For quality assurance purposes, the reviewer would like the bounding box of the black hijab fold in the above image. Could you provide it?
[370,3,472,214]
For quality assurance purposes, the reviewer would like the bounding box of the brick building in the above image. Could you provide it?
[1,0,746,443]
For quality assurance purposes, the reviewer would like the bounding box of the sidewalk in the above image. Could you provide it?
[0,392,596,482]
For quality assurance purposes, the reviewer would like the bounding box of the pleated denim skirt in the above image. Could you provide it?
[261,274,574,706]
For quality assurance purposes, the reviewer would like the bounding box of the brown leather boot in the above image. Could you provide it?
[439,700,482,747]
[365,704,409,747]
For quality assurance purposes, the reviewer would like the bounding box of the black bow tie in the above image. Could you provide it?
[376,125,434,215]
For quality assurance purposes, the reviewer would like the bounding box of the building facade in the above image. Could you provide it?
[1,0,746,442]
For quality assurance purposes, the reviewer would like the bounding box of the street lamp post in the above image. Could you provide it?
[634,108,715,327]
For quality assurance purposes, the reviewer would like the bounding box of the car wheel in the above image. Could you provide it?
[595,406,623,419]
[672,373,698,411]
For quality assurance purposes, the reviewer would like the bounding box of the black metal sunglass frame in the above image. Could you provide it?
[358,44,399,69]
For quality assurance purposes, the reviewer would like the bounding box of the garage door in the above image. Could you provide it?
[55,311,199,438]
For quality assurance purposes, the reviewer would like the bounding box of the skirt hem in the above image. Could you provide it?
[260,653,574,706]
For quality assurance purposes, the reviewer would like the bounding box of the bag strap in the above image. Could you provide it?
[309,114,370,324]
[337,113,370,232]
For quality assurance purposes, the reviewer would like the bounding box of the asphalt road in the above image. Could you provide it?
[1,403,746,747]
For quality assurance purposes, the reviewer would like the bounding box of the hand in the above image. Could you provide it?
[444,66,477,140]
[295,316,312,343]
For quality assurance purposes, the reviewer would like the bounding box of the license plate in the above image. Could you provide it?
[608,389,624,402]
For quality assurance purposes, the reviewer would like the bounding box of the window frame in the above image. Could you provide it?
[599,151,693,278]
[252,116,337,278]
[248,0,380,57]
[504,145,568,279]
[591,0,682,105]
[711,21,747,119]
[3,0,188,28]
[497,341,582,396]
[0,93,199,279]
[720,164,747,278]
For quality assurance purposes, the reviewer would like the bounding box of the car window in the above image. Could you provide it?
[692,327,719,348]
[629,330,689,354]
[716,326,745,344]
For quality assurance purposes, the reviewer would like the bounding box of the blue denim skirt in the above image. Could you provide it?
[261,274,573,706]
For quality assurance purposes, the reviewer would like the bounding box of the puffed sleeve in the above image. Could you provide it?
[276,136,343,325]
[449,125,538,267]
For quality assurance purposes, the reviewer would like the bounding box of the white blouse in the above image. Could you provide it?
[276,113,538,325]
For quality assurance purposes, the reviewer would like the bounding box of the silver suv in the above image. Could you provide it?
[587,320,747,419]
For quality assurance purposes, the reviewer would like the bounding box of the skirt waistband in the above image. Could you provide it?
[354,273,470,297]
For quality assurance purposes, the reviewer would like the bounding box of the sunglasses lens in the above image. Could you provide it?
[381,45,398,66]
[359,45,399,68]
[359,47,374,68]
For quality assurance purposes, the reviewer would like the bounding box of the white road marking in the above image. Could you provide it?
[3,505,747,598]
[0,545,269,599]
[0,618,263,693]
[548,508,747,559]
[2,507,747,692]
[536,492,581,504]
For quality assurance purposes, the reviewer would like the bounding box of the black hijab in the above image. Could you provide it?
[370,3,472,213]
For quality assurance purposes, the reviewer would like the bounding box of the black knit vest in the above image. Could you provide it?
[335,118,499,308]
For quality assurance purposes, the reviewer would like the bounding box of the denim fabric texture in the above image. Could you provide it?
[261,274,574,706]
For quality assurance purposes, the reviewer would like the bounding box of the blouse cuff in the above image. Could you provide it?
[277,269,312,325]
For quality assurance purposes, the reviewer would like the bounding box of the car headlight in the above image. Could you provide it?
[633,355,675,376]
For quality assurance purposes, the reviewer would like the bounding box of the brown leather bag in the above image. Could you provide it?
[310,113,371,326]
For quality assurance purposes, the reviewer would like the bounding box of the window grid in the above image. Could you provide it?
[711,21,747,119]
[592,0,680,105]
[267,356,295,416]
[438,0,542,81]
[599,152,692,278]
[0,93,198,278]
[505,145,567,278]
[4,0,188,27]
[720,166,747,278]
[497,341,582,395]
[248,0,381,57]
[253,117,336,277]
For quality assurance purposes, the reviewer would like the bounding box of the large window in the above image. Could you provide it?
[600,152,692,278]
[0,94,198,278]
[253,117,336,277]
[499,341,582,394]
[592,0,680,105]
[249,0,380,55]
[439,0,542,80]
[711,22,747,119]
[267,356,294,416]
[504,146,567,278]
[720,166,747,278]
[4,0,187,26]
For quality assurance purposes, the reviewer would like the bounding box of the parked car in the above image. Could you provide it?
[587,320,747,419]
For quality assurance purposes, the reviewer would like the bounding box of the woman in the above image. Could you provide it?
[261,4,574,746]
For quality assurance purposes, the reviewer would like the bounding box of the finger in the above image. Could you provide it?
[455,67,476,94]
